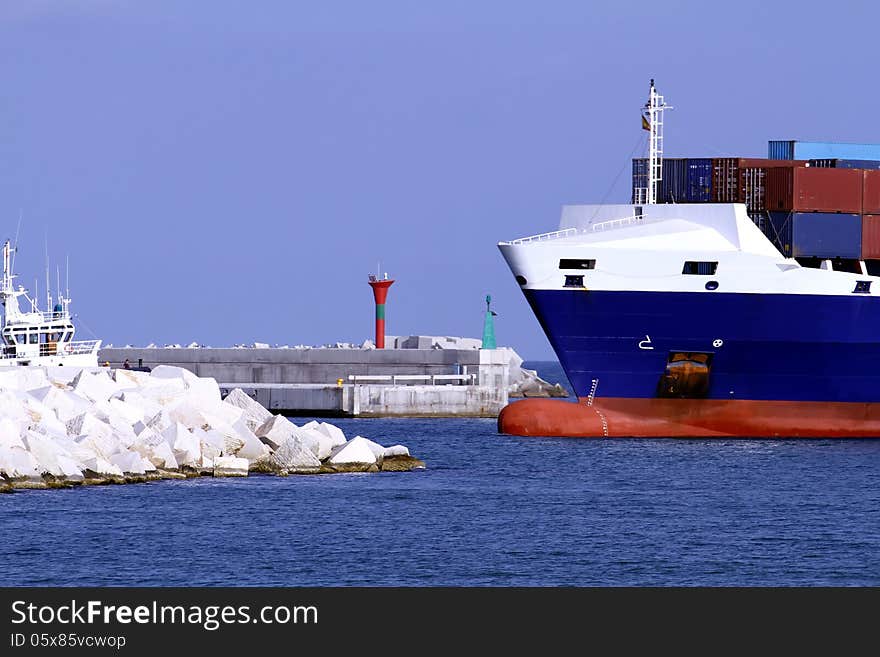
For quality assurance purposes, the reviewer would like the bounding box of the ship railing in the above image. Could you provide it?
[501,227,581,245]
[0,339,101,359]
[348,373,477,385]
[5,310,72,325]
[503,214,645,244]
[31,310,71,323]
[590,214,644,232]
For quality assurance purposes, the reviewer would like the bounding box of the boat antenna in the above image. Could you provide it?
[639,79,672,205]
[65,255,70,312]
[11,209,22,274]
[56,264,61,309]
[34,277,38,312]
[44,231,51,313]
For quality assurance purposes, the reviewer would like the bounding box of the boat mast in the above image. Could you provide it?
[45,238,52,313]
[644,79,671,205]
[2,240,13,296]
[1,240,24,322]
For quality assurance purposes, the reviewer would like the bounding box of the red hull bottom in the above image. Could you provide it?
[497,398,880,438]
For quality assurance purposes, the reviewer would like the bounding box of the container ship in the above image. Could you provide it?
[497,80,880,437]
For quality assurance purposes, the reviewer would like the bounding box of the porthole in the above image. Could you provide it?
[705,281,719,291]
[515,275,527,286]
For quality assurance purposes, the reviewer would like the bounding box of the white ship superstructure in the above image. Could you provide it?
[0,240,100,367]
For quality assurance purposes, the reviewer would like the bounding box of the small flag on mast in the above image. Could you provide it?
[641,114,651,131]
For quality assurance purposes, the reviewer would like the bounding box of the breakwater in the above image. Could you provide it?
[0,365,423,492]
[99,337,566,416]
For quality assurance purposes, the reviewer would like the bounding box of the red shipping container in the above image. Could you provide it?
[862,214,880,259]
[863,171,880,214]
[712,158,805,211]
[766,167,863,213]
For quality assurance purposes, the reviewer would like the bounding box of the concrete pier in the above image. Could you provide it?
[98,342,514,417]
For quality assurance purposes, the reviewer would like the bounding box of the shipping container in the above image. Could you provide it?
[768,211,861,258]
[862,215,880,259]
[712,158,740,203]
[631,159,648,203]
[686,159,712,202]
[712,158,804,211]
[748,211,773,240]
[659,158,687,203]
[631,158,689,203]
[863,170,880,214]
[740,166,768,212]
[753,211,788,252]
[766,167,862,213]
[769,140,880,161]
[807,158,880,169]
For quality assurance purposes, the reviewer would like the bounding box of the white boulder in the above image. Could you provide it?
[29,386,91,423]
[113,367,153,388]
[109,450,147,475]
[269,435,321,471]
[327,436,378,466]
[146,440,178,470]
[255,415,297,449]
[75,431,122,461]
[0,390,29,424]
[0,445,42,479]
[354,435,386,460]
[223,388,272,431]
[167,399,210,431]
[118,390,162,420]
[108,397,145,425]
[229,417,268,461]
[134,409,173,435]
[82,456,124,478]
[0,367,49,392]
[71,370,119,403]
[23,431,80,478]
[67,412,113,441]
[131,427,176,469]
[56,436,100,465]
[32,412,70,440]
[0,417,26,449]
[315,421,347,447]
[213,456,249,477]
[164,422,200,467]
[203,402,244,429]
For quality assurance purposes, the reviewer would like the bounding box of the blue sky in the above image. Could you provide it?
[0,1,877,358]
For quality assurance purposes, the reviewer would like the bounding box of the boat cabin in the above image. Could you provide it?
[1,315,75,358]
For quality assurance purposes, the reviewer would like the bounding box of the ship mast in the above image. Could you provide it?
[0,239,25,322]
[643,79,671,205]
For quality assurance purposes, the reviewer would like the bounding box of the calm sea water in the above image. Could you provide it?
[2,361,879,586]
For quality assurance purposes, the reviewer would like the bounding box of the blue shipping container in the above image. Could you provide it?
[768,211,862,258]
[659,158,688,203]
[686,158,713,202]
[632,158,702,203]
[769,140,880,161]
[631,159,647,203]
[807,158,880,170]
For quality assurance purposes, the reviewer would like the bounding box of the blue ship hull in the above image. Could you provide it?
[524,289,880,403]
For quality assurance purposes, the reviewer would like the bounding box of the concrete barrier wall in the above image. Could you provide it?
[347,384,505,417]
[99,347,482,384]
[100,347,513,417]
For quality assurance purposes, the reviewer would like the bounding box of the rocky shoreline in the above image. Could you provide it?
[0,366,424,493]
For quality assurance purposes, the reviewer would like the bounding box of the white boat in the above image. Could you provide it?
[0,240,100,367]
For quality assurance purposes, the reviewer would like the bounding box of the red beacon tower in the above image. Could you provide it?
[368,272,394,349]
